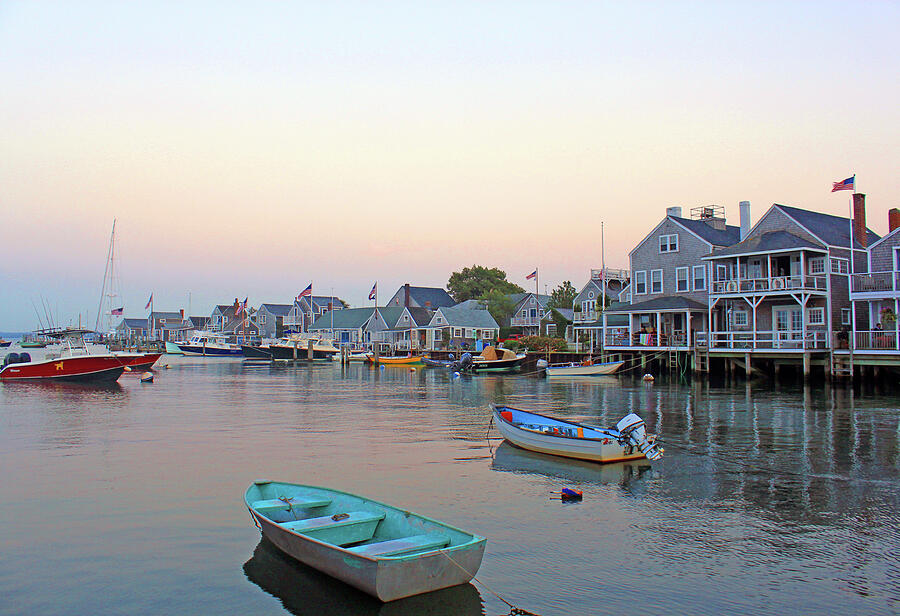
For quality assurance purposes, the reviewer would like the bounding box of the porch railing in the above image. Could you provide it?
[510,316,541,327]
[708,329,827,350]
[710,275,826,295]
[851,329,900,351]
[604,327,689,348]
[850,271,900,294]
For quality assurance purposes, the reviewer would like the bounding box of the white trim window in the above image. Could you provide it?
[808,307,825,325]
[733,310,748,327]
[453,328,463,338]
[651,269,663,294]
[830,258,849,274]
[635,271,647,295]
[693,265,707,291]
[676,267,689,292]
[841,308,851,326]
[809,257,826,275]
[659,233,679,253]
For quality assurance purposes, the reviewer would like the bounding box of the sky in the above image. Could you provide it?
[1,1,898,331]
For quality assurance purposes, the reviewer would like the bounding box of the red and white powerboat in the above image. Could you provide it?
[0,329,126,383]
[114,352,163,371]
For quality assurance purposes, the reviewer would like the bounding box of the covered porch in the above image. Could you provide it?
[602,297,708,351]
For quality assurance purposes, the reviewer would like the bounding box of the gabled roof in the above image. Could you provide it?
[150,311,182,320]
[120,318,147,329]
[189,316,210,327]
[548,308,575,322]
[376,307,404,327]
[431,306,499,328]
[309,307,375,330]
[407,286,455,308]
[605,296,708,313]
[670,216,742,247]
[406,307,433,327]
[775,204,879,248]
[258,303,293,317]
[452,299,487,310]
[869,225,900,251]
[706,231,826,258]
[508,292,551,309]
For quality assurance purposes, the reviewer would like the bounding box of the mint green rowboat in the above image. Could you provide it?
[244,481,486,602]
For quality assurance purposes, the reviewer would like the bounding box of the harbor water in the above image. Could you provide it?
[1,356,898,615]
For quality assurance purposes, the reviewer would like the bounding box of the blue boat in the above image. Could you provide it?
[176,332,243,356]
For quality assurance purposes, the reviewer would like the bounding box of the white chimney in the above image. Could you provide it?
[666,206,682,218]
[739,201,751,240]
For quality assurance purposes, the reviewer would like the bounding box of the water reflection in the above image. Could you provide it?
[243,538,485,616]
[491,441,656,487]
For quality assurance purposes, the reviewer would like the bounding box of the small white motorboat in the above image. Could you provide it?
[545,359,624,377]
[492,404,663,463]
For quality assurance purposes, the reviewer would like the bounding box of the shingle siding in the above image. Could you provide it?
[630,218,713,305]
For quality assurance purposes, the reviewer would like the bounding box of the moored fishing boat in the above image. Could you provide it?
[240,344,273,359]
[545,359,624,377]
[115,352,163,371]
[491,404,663,463]
[267,336,340,361]
[0,340,11,348]
[0,328,125,383]
[244,481,485,602]
[471,346,526,373]
[177,332,243,356]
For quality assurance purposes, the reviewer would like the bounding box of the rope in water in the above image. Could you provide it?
[439,549,543,616]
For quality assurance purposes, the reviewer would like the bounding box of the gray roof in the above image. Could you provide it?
[309,307,375,330]
[508,293,552,308]
[408,286,455,308]
[573,314,629,327]
[376,307,404,327]
[150,311,182,319]
[707,231,825,258]
[407,307,433,326]
[433,306,499,328]
[120,318,147,329]
[259,303,293,317]
[549,308,575,321]
[671,216,741,246]
[776,204,879,249]
[606,296,708,313]
[452,299,487,310]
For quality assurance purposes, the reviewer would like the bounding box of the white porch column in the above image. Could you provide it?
[800,251,806,288]
[656,312,661,346]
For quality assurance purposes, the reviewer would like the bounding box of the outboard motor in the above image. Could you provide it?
[458,352,473,373]
[616,413,663,461]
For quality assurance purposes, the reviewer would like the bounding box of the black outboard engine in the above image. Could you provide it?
[453,352,473,373]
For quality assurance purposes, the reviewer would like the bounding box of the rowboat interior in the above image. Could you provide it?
[497,408,619,440]
[246,483,473,559]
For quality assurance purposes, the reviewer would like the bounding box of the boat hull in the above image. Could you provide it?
[0,341,11,348]
[245,482,485,602]
[177,344,243,356]
[268,345,338,360]
[492,405,647,463]
[369,355,424,366]
[471,356,525,373]
[241,345,273,359]
[0,355,125,383]
[116,352,163,371]
[545,360,624,377]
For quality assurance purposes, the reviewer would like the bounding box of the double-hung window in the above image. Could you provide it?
[809,257,826,275]
[651,269,663,294]
[808,307,825,325]
[635,271,647,295]
[676,267,689,292]
[693,265,706,291]
[830,258,849,274]
[659,234,679,253]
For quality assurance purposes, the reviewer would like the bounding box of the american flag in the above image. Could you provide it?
[111,307,124,316]
[526,270,537,280]
[296,284,312,300]
[368,283,377,301]
[144,294,153,310]
[832,176,855,192]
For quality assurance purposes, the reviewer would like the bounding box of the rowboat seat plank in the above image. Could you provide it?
[282,511,385,533]
[252,496,331,514]
[346,534,450,557]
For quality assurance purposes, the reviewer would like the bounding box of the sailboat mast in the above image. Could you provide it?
[95,220,116,333]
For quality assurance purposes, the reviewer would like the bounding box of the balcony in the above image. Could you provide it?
[852,329,900,351]
[510,316,541,327]
[850,271,900,296]
[591,267,629,281]
[710,275,826,295]
[604,327,689,349]
[707,330,827,350]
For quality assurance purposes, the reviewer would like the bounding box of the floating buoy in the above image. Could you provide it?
[551,487,583,501]
[140,372,153,383]
[452,371,460,378]
[642,373,654,382]
[379,365,385,370]
[123,365,132,372]
[408,367,416,372]
[164,364,170,369]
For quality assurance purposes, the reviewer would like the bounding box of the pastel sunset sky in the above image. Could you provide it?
[1,2,898,330]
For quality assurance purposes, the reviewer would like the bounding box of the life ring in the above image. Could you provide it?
[772,277,785,290]
[725,280,737,292]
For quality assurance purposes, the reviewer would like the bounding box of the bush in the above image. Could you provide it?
[502,340,522,351]
[516,335,568,352]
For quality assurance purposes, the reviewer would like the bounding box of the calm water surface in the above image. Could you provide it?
[1,355,898,615]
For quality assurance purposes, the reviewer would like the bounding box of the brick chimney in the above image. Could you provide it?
[404,283,411,308]
[180,309,184,318]
[889,208,900,233]
[852,193,867,247]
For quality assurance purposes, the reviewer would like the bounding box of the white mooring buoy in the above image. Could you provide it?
[140,372,154,383]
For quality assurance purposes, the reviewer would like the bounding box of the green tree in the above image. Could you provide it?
[447,265,524,302]
[547,281,577,310]
[478,289,517,327]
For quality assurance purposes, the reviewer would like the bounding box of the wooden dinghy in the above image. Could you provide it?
[367,355,425,366]
[545,359,624,377]
[245,481,486,602]
[491,404,663,463]
[471,346,526,373]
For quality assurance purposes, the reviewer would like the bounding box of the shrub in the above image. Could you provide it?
[517,335,568,352]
